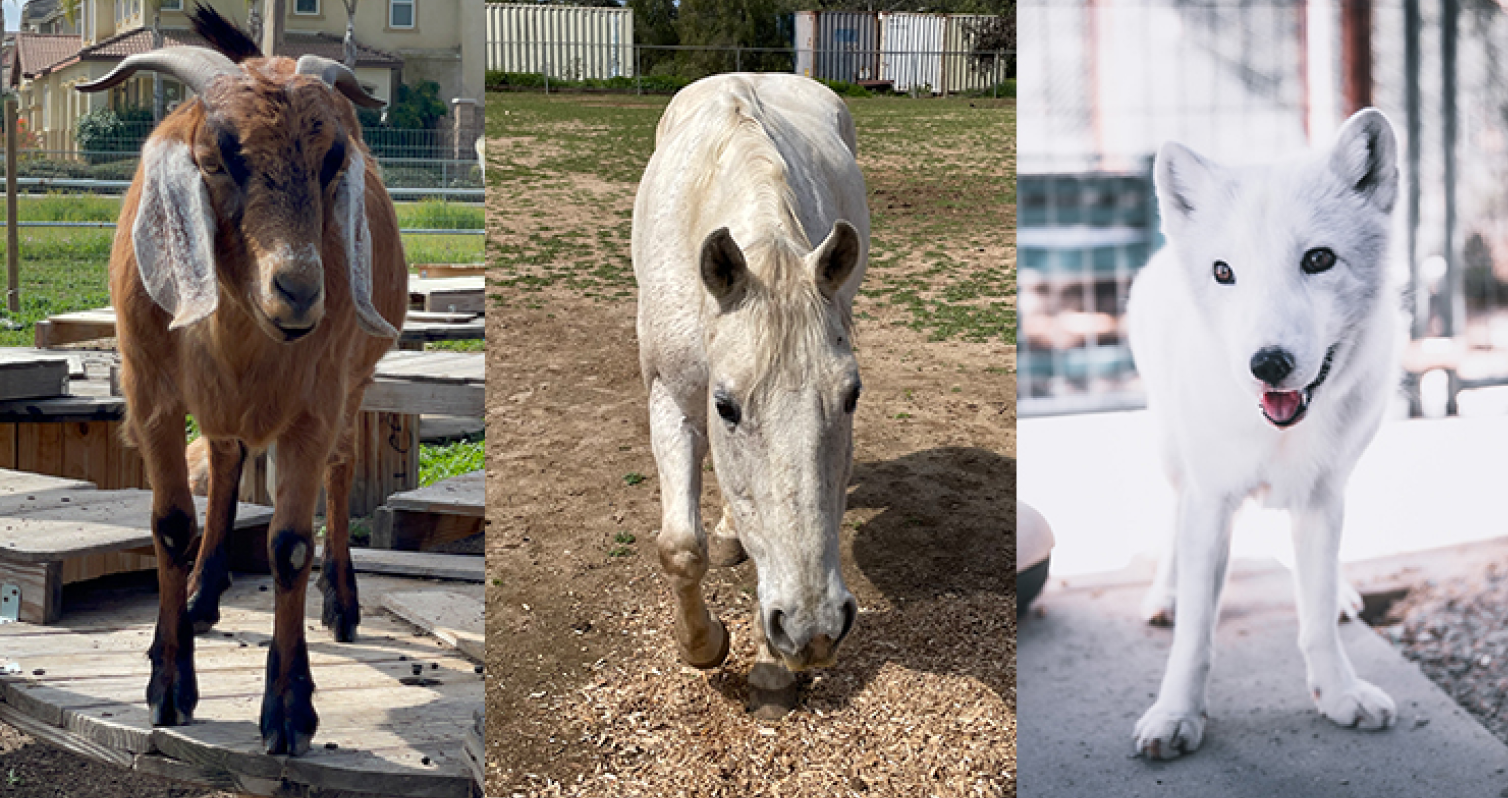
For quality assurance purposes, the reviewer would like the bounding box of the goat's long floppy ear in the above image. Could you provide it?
[336,150,399,338]
[132,138,218,329]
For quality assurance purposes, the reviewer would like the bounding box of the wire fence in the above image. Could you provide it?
[486,42,1014,97]
[1019,0,1508,418]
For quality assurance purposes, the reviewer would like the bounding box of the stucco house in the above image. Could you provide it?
[7,0,485,152]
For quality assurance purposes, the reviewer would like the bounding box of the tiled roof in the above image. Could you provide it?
[75,27,403,69]
[13,32,81,79]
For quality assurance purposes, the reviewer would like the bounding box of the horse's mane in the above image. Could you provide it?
[692,91,854,396]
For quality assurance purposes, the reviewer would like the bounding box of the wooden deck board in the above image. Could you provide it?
[0,351,69,401]
[381,591,483,662]
[385,473,483,518]
[0,488,274,562]
[0,573,482,798]
[30,308,483,348]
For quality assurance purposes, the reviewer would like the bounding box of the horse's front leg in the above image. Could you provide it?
[261,414,333,755]
[135,411,200,726]
[186,439,245,633]
[649,379,729,669]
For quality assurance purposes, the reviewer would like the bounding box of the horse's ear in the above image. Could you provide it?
[699,227,748,311]
[811,220,861,297]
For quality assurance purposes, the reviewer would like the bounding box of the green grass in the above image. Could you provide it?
[396,199,484,230]
[418,437,484,487]
[486,92,1015,343]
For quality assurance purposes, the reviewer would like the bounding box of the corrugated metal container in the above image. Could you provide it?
[943,14,1005,94]
[793,10,879,85]
[486,4,635,80]
[880,12,945,93]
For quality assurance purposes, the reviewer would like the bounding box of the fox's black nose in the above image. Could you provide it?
[1250,347,1295,386]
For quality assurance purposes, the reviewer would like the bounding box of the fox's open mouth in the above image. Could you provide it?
[1259,344,1337,428]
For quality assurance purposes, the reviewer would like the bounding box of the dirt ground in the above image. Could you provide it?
[486,92,1015,797]
[0,724,231,798]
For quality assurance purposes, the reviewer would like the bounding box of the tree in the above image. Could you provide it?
[964,12,1013,81]
[627,0,677,75]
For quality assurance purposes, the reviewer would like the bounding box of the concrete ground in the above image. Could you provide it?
[1018,411,1508,796]
[1019,566,1508,797]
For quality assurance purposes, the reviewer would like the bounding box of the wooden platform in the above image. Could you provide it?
[0,572,483,797]
[408,277,484,315]
[371,472,483,552]
[32,307,483,350]
[0,349,68,400]
[0,470,274,623]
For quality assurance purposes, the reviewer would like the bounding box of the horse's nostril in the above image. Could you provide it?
[766,609,797,656]
[837,598,858,644]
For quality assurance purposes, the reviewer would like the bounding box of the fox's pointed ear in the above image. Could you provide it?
[1329,108,1398,213]
[1153,141,1221,232]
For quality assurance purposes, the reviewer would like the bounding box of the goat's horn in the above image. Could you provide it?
[295,55,385,109]
[76,47,239,97]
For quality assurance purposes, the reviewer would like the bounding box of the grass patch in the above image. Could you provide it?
[486,92,1015,343]
[396,199,484,230]
[417,437,484,487]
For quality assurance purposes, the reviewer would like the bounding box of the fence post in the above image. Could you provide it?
[5,97,17,314]
[735,47,741,73]
[636,47,642,96]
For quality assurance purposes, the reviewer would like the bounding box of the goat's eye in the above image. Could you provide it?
[1302,247,1336,274]
[321,141,347,186]
[843,384,861,414]
[215,128,249,184]
[1213,260,1235,285]
[714,391,741,426]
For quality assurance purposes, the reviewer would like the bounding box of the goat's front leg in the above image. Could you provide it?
[1134,489,1237,759]
[261,415,334,756]
[318,419,360,643]
[1291,491,1395,730]
[649,380,729,669]
[186,439,246,634]
[137,413,200,726]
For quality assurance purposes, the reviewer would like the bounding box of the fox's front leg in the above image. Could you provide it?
[1291,490,1395,730]
[1134,489,1237,759]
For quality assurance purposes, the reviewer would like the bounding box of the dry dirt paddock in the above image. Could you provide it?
[484,90,1016,798]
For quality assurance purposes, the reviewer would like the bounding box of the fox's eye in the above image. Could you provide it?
[1302,247,1336,274]
[1213,261,1235,285]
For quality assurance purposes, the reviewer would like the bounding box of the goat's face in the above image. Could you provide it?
[194,74,356,341]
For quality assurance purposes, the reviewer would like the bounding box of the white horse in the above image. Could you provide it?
[632,73,870,718]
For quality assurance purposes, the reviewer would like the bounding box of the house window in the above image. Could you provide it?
[160,0,182,10]
[294,0,318,15]
[389,0,414,28]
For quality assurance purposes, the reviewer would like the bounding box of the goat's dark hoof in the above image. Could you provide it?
[146,644,198,726]
[317,561,360,644]
[261,649,317,756]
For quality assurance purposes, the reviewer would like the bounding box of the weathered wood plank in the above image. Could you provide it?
[314,548,483,583]
[0,352,69,401]
[0,701,136,769]
[384,473,483,518]
[381,591,483,662]
[0,490,273,563]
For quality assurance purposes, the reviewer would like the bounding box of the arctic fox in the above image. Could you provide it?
[1126,108,1401,759]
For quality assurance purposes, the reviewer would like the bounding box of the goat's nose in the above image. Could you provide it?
[1250,347,1295,386]
[273,272,323,318]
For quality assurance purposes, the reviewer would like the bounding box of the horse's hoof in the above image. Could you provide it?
[748,682,798,719]
[147,644,198,726]
[261,646,318,756]
[708,534,748,568]
[681,616,731,670]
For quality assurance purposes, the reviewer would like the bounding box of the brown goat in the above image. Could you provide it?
[76,9,406,756]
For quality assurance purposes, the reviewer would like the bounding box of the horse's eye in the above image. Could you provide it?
[843,384,861,414]
[1213,260,1235,285]
[714,392,741,425]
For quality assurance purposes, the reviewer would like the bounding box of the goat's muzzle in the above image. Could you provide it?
[259,245,326,341]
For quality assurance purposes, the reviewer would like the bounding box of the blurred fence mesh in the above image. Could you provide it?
[1021,0,1508,416]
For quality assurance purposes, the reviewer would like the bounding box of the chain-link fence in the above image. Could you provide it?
[486,42,1013,97]
[1020,0,1508,417]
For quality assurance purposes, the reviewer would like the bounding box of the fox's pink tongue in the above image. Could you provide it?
[1261,391,1303,423]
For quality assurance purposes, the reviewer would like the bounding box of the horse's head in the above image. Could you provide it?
[698,221,863,671]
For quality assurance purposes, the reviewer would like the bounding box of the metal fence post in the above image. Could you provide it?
[735,47,742,73]
[5,97,17,314]
[636,47,642,95]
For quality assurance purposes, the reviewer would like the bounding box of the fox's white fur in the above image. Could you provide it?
[1126,108,1402,759]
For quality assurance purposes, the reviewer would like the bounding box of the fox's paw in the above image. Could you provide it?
[1134,702,1206,760]
[1313,679,1395,731]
